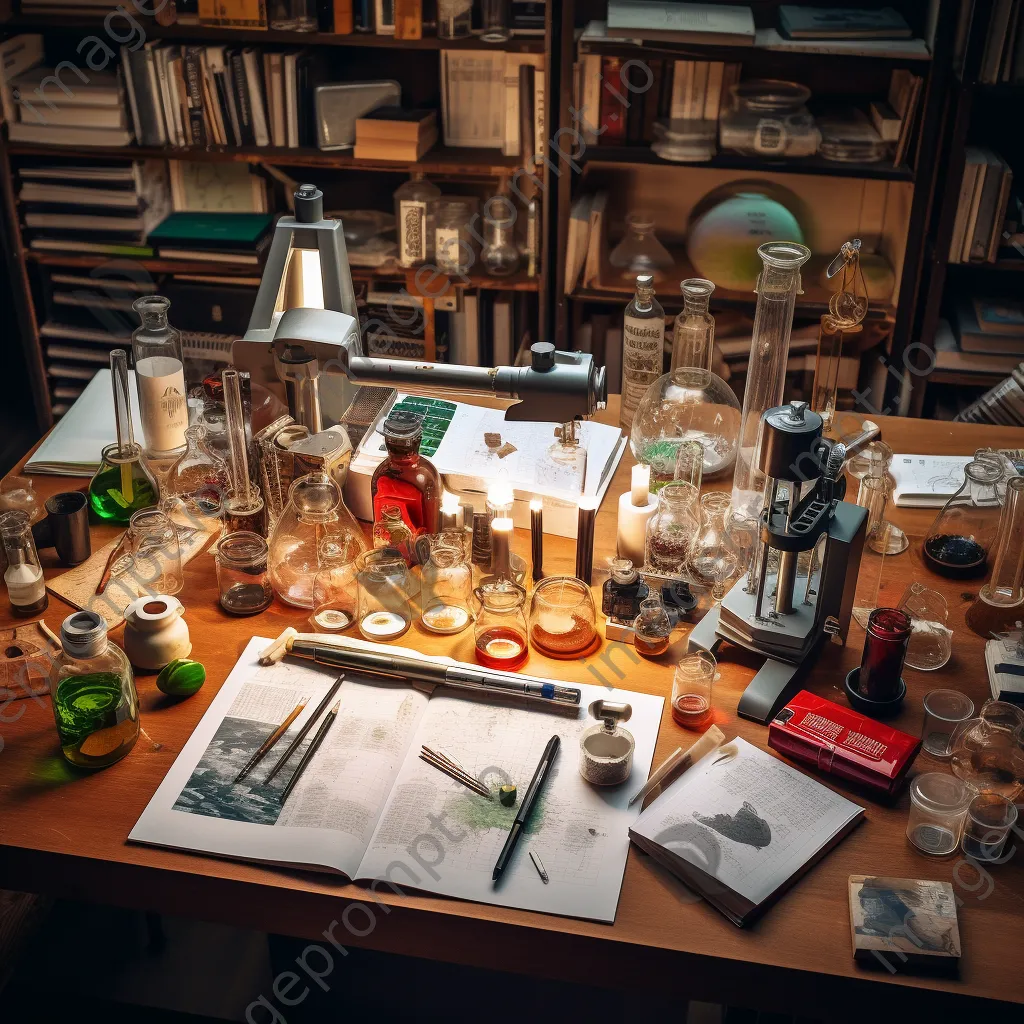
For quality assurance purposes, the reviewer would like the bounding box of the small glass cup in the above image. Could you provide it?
[474,579,529,669]
[356,549,414,642]
[906,772,973,856]
[217,532,273,616]
[922,689,975,759]
[671,650,715,728]
[128,508,183,596]
[310,537,360,632]
[899,582,953,671]
[961,793,1018,862]
[528,576,599,658]
[479,0,510,43]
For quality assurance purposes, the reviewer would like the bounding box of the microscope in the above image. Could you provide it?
[688,400,867,723]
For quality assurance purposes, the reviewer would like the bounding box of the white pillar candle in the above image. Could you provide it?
[631,463,651,506]
[617,489,658,567]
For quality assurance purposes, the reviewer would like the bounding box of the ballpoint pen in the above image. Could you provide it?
[279,700,341,805]
[234,699,307,783]
[263,677,344,785]
[492,734,559,881]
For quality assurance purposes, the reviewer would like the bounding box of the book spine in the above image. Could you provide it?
[598,57,626,144]
[183,47,209,149]
[121,46,143,144]
[393,0,421,39]
[230,50,255,146]
[333,0,353,33]
[142,45,168,146]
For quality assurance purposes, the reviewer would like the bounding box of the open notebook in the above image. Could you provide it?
[130,637,663,923]
[629,737,863,927]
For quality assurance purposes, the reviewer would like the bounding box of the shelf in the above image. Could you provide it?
[947,258,1024,273]
[5,17,547,52]
[582,146,914,182]
[4,141,521,178]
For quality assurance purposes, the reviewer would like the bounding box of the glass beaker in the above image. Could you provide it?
[673,438,705,491]
[961,793,1018,862]
[633,595,673,657]
[310,536,360,632]
[434,197,477,277]
[921,689,975,760]
[732,242,812,520]
[644,481,700,579]
[420,535,473,635]
[851,441,907,555]
[689,491,739,600]
[473,580,529,669]
[217,531,273,616]
[127,508,183,596]
[923,458,1003,579]
[670,278,715,372]
[609,211,674,281]
[856,474,897,555]
[966,476,1024,637]
[906,772,973,856]
[898,582,952,670]
[528,576,599,658]
[1,510,47,617]
[356,549,415,641]
[132,295,188,459]
[479,0,510,42]
[481,195,520,276]
[621,273,666,432]
[950,700,1024,800]
[163,424,230,522]
[671,649,715,728]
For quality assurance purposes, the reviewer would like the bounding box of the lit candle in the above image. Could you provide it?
[486,475,515,517]
[490,516,514,579]
[618,465,658,568]
[530,498,544,583]
[631,463,651,506]
[575,495,599,585]
[440,490,461,532]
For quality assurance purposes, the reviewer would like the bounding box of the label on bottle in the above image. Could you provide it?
[621,314,664,423]
[5,563,45,608]
[435,227,461,272]
[135,355,187,453]
[399,200,428,267]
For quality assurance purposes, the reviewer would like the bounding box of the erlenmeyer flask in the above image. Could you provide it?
[689,491,739,601]
[609,211,674,281]
[966,476,1024,636]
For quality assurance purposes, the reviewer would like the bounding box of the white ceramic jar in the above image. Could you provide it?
[122,595,191,670]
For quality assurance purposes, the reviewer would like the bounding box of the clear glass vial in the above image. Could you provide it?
[670,278,715,372]
[132,295,188,458]
[1,509,47,616]
[217,531,274,616]
[621,273,665,431]
[394,173,441,268]
[50,610,139,768]
[420,534,474,635]
[481,195,520,276]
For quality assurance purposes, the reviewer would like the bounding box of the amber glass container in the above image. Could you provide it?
[370,411,441,538]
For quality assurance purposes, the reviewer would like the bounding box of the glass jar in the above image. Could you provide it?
[49,610,139,768]
[1,510,47,616]
[671,650,715,728]
[719,79,820,157]
[480,0,510,43]
[481,195,520,276]
[644,481,700,579]
[310,536,360,632]
[602,557,649,620]
[128,507,183,596]
[370,410,442,539]
[950,700,1024,799]
[373,504,415,563]
[906,773,973,856]
[163,424,231,522]
[420,535,473,635]
[529,576,599,658]
[923,458,1003,579]
[474,580,529,669]
[434,197,477,277]
[356,549,415,641]
[671,278,715,372]
[633,596,672,657]
[689,491,740,600]
[437,0,473,38]
[855,607,911,702]
[609,211,674,281]
[217,531,273,615]
[132,295,188,458]
[921,689,975,760]
[961,793,1018,862]
[394,173,441,268]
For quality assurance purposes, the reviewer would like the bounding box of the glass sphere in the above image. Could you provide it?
[629,368,741,485]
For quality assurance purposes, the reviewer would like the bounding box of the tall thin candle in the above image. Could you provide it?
[530,499,544,582]
[491,517,514,579]
[576,496,599,585]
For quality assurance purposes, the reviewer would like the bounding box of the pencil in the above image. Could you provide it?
[234,700,307,783]
[279,701,341,805]
[263,677,344,784]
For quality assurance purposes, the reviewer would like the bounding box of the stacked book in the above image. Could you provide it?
[951,296,1024,358]
[354,108,438,162]
[948,148,1014,264]
[977,0,1024,84]
[147,212,274,266]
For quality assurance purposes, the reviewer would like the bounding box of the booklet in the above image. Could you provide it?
[130,637,663,923]
[629,737,864,927]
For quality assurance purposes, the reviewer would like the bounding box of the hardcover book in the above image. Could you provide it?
[778,6,911,40]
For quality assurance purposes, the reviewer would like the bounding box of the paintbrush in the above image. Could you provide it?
[263,677,344,785]
[628,724,726,808]
[234,700,307,783]
[420,747,490,798]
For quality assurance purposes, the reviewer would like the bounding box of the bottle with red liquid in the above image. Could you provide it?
[370,411,441,542]
[474,580,529,670]
[857,607,911,702]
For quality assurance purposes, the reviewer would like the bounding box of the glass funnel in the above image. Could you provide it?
[630,368,741,486]
[923,458,1003,579]
[689,491,740,600]
[670,278,715,372]
[268,471,367,609]
[609,211,674,281]
[162,424,230,522]
[950,700,1024,800]
[732,242,812,520]
[966,476,1024,636]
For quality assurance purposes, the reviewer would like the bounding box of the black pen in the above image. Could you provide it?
[279,700,341,805]
[264,677,344,784]
[492,734,559,882]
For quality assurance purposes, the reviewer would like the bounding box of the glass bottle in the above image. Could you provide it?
[49,610,139,768]
[851,441,907,555]
[644,481,700,579]
[1,510,47,616]
[420,534,474,635]
[434,197,477,277]
[89,349,158,524]
[481,194,520,276]
[923,458,1003,579]
[670,278,715,372]
[217,531,273,616]
[732,242,812,520]
[529,575,599,658]
[437,0,473,38]
[480,0,510,43]
[474,580,529,669]
[602,557,649,620]
[689,491,740,601]
[132,296,188,459]
[372,504,415,563]
[609,211,674,281]
[356,548,415,641]
[268,471,367,608]
[855,607,911,703]
[163,424,231,522]
[394,173,441,268]
[621,274,665,431]
[966,476,1024,636]
[633,596,673,657]
[535,421,587,499]
[310,536,360,632]
[370,410,441,538]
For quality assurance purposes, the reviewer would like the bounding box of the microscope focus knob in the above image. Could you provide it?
[530,342,556,371]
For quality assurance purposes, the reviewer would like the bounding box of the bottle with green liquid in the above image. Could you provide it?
[50,610,139,768]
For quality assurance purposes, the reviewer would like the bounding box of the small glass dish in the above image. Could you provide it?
[817,107,890,164]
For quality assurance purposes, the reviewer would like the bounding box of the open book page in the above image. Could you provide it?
[355,683,664,923]
[129,637,429,876]
[630,738,863,909]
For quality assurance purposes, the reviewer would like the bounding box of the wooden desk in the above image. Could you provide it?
[2,408,1022,1020]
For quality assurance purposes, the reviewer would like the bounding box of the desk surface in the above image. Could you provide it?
[1,406,1023,1019]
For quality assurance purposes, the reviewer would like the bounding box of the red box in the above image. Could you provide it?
[768,690,921,798]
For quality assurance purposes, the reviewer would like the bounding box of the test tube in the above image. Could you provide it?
[110,349,135,504]
[223,368,252,508]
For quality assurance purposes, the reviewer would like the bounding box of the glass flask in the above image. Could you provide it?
[1,510,47,616]
[645,482,700,578]
[310,537,360,632]
[898,582,953,671]
[221,368,265,536]
[906,773,973,856]
[49,610,139,768]
[419,534,474,635]
[673,438,704,491]
[621,274,666,431]
[480,0,511,42]
[851,441,907,555]
[630,368,742,487]
[373,504,415,564]
[609,211,674,281]
[217,531,273,616]
[89,350,158,524]
[434,196,477,277]
[127,508,183,596]
[846,439,893,481]
[601,557,649,620]
[356,548,415,641]
[966,476,1024,637]
[950,700,1024,800]
[394,173,441,268]
[268,471,367,609]
[732,242,812,520]
[437,0,473,38]
[536,421,587,499]
[670,278,715,372]
[974,446,1019,503]
[163,424,230,522]
[689,491,740,601]
[132,296,188,459]
[529,576,599,658]
[474,580,529,669]
[481,195,520,276]
[633,596,673,657]
[923,458,1003,579]
[671,649,716,728]
[370,410,441,539]
[811,240,868,438]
